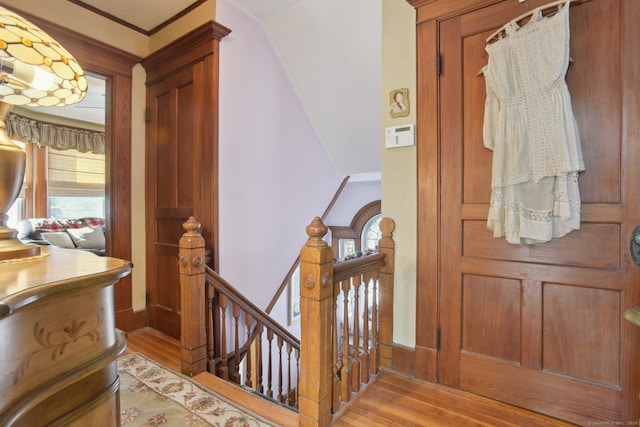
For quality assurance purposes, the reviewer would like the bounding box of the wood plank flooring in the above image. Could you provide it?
[332,373,575,427]
[123,327,181,372]
[123,328,575,426]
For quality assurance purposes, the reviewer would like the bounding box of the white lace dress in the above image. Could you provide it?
[482,0,584,244]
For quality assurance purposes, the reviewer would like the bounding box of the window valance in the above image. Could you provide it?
[5,113,105,154]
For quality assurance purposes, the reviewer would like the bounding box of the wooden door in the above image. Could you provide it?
[144,22,229,339]
[437,0,640,424]
[146,65,197,338]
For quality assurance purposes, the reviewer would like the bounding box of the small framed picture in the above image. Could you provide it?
[389,88,410,118]
[288,268,301,325]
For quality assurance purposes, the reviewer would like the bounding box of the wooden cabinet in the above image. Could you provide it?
[0,248,131,426]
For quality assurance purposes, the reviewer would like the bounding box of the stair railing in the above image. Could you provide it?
[179,215,395,424]
[179,217,300,408]
[298,216,395,426]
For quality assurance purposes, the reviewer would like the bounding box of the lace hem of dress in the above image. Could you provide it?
[487,172,581,244]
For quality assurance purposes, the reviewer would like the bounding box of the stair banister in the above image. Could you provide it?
[178,214,396,425]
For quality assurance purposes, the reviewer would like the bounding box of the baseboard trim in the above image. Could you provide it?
[391,343,416,376]
[132,309,148,330]
[116,307,148,332]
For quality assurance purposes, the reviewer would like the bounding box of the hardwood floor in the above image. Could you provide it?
[123,327,182,371]
[332,373,575,427]
[123,328,575,426]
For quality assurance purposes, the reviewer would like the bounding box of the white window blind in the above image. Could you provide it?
[48,149,105,197]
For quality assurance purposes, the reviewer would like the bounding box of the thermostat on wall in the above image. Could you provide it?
[385,124,415,148]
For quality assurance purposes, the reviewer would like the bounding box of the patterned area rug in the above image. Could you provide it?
[118,353,279,426]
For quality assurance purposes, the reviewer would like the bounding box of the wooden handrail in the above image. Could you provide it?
[204,266,300,345]
[180,216,301,408]
[332,252,385,282]
[265,175,350,314]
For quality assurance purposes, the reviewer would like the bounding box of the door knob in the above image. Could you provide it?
[631,226,640,266]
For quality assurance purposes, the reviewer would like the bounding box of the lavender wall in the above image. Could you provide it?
[324,180,381,228]
[216,0,343,312]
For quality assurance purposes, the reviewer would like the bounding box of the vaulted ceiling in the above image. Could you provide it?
[57,0,382,176]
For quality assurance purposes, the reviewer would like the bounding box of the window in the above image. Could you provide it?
[361,214,382,252]
[47,148,105,218]
[329,200,381,260]
[339,239,356,259]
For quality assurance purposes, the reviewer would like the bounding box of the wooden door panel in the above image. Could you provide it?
[155,254,180,337]
[463,221,621,270]
[460,354,622,423]
[156,90,178,205]
[543,284,620,384]
[462,275,521,362]
[176,82,196,206]
[566,1,622,204]
[461,258,624,292]
[461,27,492,205]
[437,0,638,424]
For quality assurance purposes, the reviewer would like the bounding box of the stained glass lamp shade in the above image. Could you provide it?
[0,5,87,260]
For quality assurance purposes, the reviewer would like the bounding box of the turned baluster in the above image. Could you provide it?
[277,335,284,402]
[351,276,361,393]
[370,271,379,376]
[219,293,229,380]
[256,321,264,393]
[361,272,371,384]
[206,283,215,364]
[245,312,253,388]
[232,304,241,384]
[267,328,274,398]
[331,283,341,412]
[340,278,352,403]
[286,342,294,406]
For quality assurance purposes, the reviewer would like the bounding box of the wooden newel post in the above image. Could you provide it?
[377,217,395,369]
[178,216,207,376]
[298,217,334,427]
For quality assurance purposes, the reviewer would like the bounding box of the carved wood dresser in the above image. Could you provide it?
[0,247,131,426]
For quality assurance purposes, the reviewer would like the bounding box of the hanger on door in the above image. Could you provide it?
[485,0,581,43]
[478,0,580,76]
